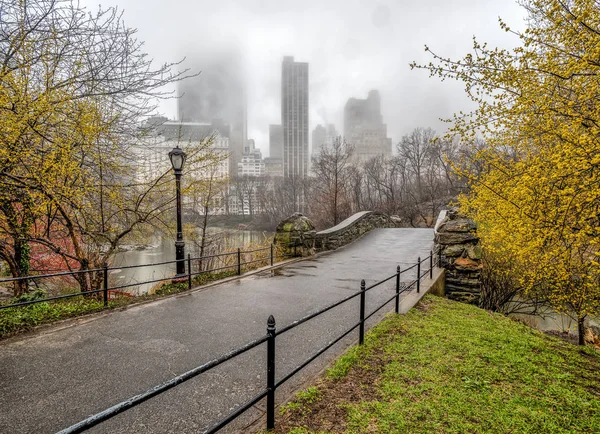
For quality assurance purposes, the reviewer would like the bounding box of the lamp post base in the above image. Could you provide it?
[175,240,185,276]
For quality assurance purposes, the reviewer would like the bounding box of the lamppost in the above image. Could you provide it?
[169,146,187,276]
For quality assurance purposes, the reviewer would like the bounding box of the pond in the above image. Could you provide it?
[110,229,273,294]
[511,308,599,334]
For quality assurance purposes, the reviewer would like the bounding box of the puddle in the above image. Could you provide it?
[254,269,296,278]
[273,269,294,277]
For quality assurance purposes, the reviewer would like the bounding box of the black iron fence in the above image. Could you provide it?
[56,250,442,434]
[0,242,298,311]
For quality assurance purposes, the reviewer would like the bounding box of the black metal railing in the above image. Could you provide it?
[0,242,298,311]
[56,250,442,434]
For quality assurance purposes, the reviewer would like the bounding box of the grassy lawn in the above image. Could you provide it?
[276,295,600,433]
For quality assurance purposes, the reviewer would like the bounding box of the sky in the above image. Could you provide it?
[82,0,527,156]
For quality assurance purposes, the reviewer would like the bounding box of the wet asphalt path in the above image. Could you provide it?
[0,228,433,434]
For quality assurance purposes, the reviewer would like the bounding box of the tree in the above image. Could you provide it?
[190,159,229,272]
[362,155,406,216]
[311,137,354,227]
[414,0,600,344]
[0,0,195,294]
[394,128,461,227]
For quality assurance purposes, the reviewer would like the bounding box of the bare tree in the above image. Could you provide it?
[0,0,196,293]
[311,137,354,227]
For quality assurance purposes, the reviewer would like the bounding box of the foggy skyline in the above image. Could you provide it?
[81,0,526,157]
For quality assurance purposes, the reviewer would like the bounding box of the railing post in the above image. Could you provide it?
[187,254,192,289]
[293,242,297,257]
[438,248,442,268]
[359,279,366,345]
[266,315,276,430]
[237,248,241,275]
[429,250,433,279]
[103,265,108,307]
[395,265,400,314]
[417,257,421,293]
[270,243,274,267]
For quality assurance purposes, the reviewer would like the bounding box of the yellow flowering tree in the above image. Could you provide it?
[413,0,600,344]
[0,0,210,294]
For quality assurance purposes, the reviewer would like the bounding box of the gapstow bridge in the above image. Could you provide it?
[0,210,476,434]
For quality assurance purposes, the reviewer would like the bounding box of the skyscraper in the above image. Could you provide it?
[344,90,392,162]
[177,51,247,177]
[281,56,309,177]
[269,124,283,159]
[312,124,338,153]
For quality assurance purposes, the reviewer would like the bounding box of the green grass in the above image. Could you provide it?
[277,295,600,433]
[280,387,323,415]
[0,269,239,338]
[0,297,110,337]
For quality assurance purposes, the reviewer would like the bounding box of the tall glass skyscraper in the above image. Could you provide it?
[281,56,309,178]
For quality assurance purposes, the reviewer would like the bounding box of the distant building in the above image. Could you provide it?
[263,157,283,177]
[135,118,229,185]
[176,51,247,178]
[281,56,309,177]
[269,124,283,159]
[312,124,338,154]
[237,139,265,177]
[145,116,230,142]
[344,90,392,162]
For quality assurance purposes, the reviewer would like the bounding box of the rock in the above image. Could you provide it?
[443,244,466,257]
[453,257,483,271]
[275,212,315,233]
[435,232,479,245]
[466,245,483,260]
[445,284,481,294]
[389,215,403,227]
[274,213,316,256]
[584,327,599,345]
[440,218,477,233]
[445,277,481,289]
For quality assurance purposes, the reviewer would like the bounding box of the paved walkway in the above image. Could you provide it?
[0,228,434,434]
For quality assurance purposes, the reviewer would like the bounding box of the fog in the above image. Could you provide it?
[82,0,526,156]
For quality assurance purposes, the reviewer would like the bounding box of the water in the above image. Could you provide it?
[110,229,273,294]
[511,308,598,333]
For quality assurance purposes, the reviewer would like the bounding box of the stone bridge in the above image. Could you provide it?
[0,212,452,434]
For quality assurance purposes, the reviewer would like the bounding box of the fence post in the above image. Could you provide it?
[237,248,241,275]
[266,315,276,430]
[438,248,442,268]
[359,279,366,345]
[293,241,297,257]
[395,265,400,314]
[187,254,192,290]
[417,257,421,293]
[429,250,433,279]
[103,265,108,307]
[270,243,274,267]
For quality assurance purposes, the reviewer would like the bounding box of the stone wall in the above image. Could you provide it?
[434,209,482,304]
[311,211,400,252]
[273,212,316,257]
[274,211,401,256]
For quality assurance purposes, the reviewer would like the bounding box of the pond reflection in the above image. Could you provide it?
[110,230,273,294]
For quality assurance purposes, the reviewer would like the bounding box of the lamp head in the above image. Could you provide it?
[169,146,186,174]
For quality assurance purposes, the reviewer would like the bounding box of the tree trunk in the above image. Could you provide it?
[199,202,209,272]
[13,238,30,297]
[577,316,585,346]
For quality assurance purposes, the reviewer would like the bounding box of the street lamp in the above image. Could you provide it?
[169,146,187,276]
